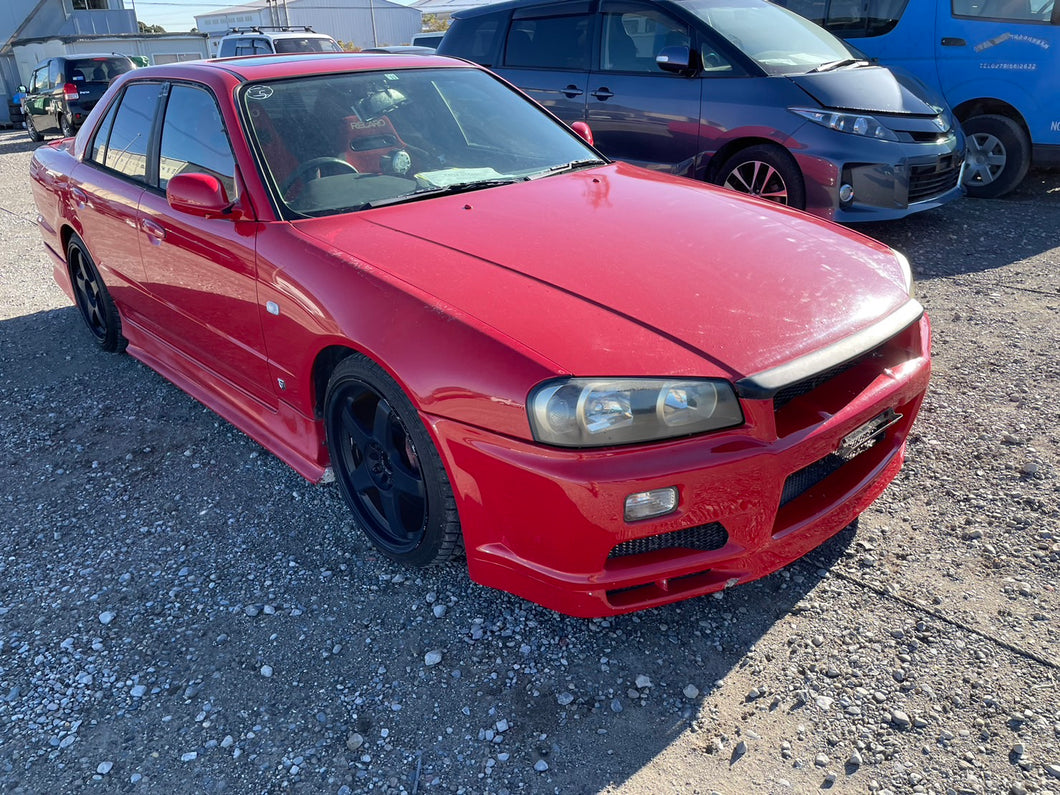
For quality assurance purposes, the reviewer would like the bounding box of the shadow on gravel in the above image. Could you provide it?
[0,129,45,157]
[850,168,1060,282]
[0,304,858,793]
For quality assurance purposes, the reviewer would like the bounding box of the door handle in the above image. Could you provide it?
[562,84,584,98]
[140,217,166,243]
[940,37,966,46]
[591,87,615,100]
[70,187,88,207]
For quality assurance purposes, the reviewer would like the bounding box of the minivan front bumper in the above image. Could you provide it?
[792,124,965,222]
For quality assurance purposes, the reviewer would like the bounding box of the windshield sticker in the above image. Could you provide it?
[246,85,274,100]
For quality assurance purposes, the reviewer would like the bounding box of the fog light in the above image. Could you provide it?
[624,487,678,522]
[839,183,855,203]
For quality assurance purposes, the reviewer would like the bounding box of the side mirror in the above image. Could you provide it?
[571,121,594,146]
[656,45,693,75]
[167,173,240,219]
[17,84,27,93]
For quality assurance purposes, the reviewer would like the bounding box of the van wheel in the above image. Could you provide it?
[715,145,806,209]
[26,114,43,143]
[962,114,1030,199]
[59,114,75,138]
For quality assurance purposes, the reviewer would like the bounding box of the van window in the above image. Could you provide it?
[600,6,691,72]
[505,13,593,69]
[274,37,342,53]
[952,0,1054,21]
[777,0,909,36]
[438,17,503,65]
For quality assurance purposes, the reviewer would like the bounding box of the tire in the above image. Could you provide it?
[25,114,43,143]
[59,114,75,139]
[961,114,1030,199]
[324,355,463,566]
[715,144,806,209]
[67,234,126,353]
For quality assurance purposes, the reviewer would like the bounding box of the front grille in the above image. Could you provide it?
[772,358,860,412]
[608,522,728,559]
[908,157,960,203]
[779,454,845,507]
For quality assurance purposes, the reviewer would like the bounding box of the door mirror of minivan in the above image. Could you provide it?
[571,121,594,146]
[17,85,26,93]
[656,46,693,75]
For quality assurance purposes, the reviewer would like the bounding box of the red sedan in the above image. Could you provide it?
[30,54,930,617]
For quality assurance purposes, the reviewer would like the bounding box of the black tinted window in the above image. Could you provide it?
[600,7,691,72]
[102,82,162,183]
[159,84,237,197]
[504,14,592,69]
[777,0,909,36]
[67,57,133,83]
[438,16,503,64]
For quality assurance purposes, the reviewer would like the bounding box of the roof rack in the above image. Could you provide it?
[224,25,316,35]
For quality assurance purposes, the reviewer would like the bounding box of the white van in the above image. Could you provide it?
[217,26,342,57]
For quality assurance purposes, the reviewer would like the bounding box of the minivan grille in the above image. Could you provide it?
[908,157,960,203]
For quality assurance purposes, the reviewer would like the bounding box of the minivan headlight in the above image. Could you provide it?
[528,378,744,447]
[791,107,899,142]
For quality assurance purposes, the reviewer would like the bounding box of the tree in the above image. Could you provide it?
[138,21,167,33]
[421,14,450,32]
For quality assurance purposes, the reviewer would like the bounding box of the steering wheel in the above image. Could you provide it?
[282,157,358,196]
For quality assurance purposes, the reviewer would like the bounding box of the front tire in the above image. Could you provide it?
[26,114,43,143]
[961,114,1030,199]
[715,144,806,209]
[324,355,463,566]
[67,234,126,353]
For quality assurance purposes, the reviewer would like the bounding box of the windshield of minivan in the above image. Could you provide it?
[243,68,602,217]
[680,0,855,75]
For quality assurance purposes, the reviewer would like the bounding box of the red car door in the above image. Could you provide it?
[136,82,275,411]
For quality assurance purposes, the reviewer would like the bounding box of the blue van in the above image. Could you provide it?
[777,0,1060,197]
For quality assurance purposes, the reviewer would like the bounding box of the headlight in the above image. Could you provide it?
[528,378,744,448]
[893,249,915,297]
[790,107,899,142]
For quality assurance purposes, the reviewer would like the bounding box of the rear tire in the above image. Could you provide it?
[961,114,1030,199]
[67,234,126,353]
[59,114,75,139]
[715,144,806,209]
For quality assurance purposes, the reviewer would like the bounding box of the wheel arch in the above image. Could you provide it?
[704,136,793,183]
[952,98,1028,136]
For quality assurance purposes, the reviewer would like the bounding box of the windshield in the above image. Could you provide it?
[679,0,855,75]
[242,67,602,217]
[274,37,343,53]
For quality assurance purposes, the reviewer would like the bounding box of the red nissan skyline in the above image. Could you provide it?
[29,53,930,617]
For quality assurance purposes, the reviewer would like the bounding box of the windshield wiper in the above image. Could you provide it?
[810,58,871,73]
[526,158,607,180]
[354,178,522,210]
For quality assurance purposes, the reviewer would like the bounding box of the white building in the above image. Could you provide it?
[195,0,423,53]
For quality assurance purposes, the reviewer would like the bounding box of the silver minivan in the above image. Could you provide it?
[439,0,965,221]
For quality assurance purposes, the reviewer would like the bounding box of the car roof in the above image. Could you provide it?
[124,52,474,83]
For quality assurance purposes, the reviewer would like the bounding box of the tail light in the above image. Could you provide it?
[63,83,79,101]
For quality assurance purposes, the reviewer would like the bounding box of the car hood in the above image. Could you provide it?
[296,163,916,380]
[789,65,938,115]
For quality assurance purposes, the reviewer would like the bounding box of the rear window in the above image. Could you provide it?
[67,57,133,83]
[273,37,342,53]
[437,16,504,65]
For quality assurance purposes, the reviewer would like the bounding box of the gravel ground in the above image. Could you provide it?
[1,127,1058,794]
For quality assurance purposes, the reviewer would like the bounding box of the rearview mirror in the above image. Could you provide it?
[167,173,240,219]
[571,121,594,146]
[656,46,693,75]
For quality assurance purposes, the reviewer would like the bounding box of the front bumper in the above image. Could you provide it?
[793,124,965,223]
[428,314,931,617]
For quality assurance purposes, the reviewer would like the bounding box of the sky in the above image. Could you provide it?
[130,0,418,32]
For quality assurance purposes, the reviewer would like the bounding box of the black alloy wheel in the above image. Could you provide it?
[67,235,125,352]
[324,355,462,566]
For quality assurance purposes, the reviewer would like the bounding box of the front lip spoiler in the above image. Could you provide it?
[735,299,924,399]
